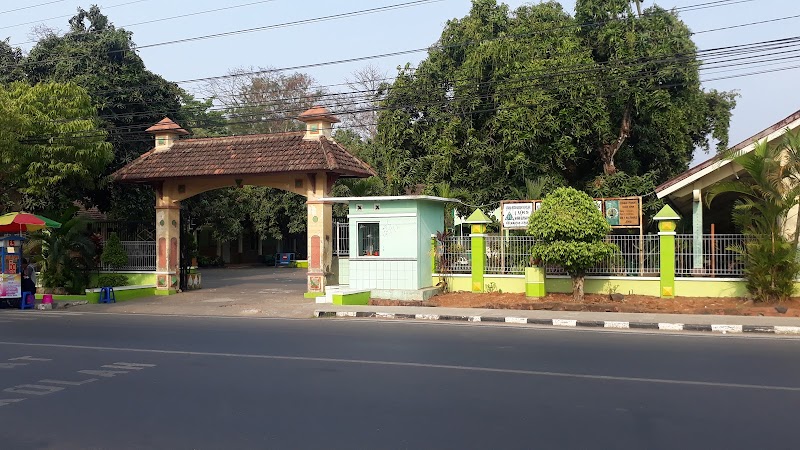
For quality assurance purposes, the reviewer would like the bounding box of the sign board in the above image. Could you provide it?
[501,201,535,229]
[501,196,641,230]
[0,274,20,298]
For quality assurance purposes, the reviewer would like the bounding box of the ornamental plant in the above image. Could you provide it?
[527,187,617,300]
[100,233,128,286]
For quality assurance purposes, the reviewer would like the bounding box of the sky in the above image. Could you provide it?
[1,0,798,168]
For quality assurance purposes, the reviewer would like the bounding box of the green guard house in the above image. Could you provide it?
[322,196,459,303]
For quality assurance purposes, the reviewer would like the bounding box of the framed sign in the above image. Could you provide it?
[501,196,641,230]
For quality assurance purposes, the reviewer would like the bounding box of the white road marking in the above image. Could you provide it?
[78,369,129,378]
[0,341,796,393]
[604,322,630,329]
[552,319,577,327]
[711,324,743,333]
[659,323,684,331]
[39,378,97,386]
[9,356,51,361]
[0,398,25,407]
[0,363,27,369]
[4,384,64,395]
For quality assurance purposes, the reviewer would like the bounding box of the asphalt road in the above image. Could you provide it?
[1,311,799,450]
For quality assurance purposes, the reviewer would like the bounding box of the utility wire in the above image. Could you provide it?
[0,0,151,31]
[3,0,756,72]
[0,0,67,15]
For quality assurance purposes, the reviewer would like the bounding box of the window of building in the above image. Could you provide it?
[358,222,380,256]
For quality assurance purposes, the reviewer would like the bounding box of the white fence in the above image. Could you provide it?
[102,241,156,272]
[436,236,472,274]
[333,222,349,256]
[675,234,746,277]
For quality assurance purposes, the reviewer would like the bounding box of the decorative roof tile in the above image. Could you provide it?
[112,132,375,182]
[145,117,189,135]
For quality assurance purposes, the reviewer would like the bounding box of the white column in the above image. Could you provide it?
[692,189,703,270]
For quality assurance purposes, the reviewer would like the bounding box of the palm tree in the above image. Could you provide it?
[29,211,96,294]
[707,139,800,302]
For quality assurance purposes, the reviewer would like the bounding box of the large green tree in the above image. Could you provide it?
[0,81,112,212]
[575,0,736,177]
[22,6,192,218]
[376,0,736,206]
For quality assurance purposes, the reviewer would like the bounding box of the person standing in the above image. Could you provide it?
[21,258,36,297]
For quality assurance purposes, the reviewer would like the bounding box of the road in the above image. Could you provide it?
[1,311,799,449]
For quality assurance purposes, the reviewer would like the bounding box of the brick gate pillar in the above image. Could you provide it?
[155,185,181,295]
[305,172,333,298]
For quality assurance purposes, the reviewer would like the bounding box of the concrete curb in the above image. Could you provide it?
[313,310,800,335]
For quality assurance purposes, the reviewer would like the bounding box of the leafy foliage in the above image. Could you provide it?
[30,210,97,294]
[97,273,129,288]
[0,82,112,212]
[100,232,128,270]
[708,138,800,302]
[22,7,195,218]
[376,0,736,206]
[528,187,617,300]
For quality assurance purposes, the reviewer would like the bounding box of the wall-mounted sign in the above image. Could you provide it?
[501,196,641,230]
[501,201,535,229]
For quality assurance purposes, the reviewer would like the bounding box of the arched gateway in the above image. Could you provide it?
[113,106,375,297]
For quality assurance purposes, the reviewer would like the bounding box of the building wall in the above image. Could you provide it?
[417,202,444,289]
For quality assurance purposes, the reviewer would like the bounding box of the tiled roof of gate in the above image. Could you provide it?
[112,131,376,182]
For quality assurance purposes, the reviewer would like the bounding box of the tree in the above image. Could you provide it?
[30,209,97,294]
[336,64,388,139]
[203,67,325,135]
[376,0,736,206]
[707,139,800,302]
[0,82,113,212]
[98,232,129,287]
[528,187,617,300]
[23,6,187,218]
[0,39,26,83]
[574,0,737,176]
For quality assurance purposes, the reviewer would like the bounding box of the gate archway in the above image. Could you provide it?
[113,106,374,296]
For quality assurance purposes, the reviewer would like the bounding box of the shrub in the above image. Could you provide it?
[97,274,129,288]
[528,187,618,300]
[101,233,128,269]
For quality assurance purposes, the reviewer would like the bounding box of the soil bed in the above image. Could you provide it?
[370,292,800,317]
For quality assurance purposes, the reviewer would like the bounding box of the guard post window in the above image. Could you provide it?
[358,222,380,256]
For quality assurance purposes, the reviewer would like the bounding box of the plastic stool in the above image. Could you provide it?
[20,291,35,310]
[99,287,116,304]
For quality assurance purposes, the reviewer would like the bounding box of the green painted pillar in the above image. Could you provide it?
[525,266,546,298]
[654,205,681,299]
[471,229,485,293]
[464,209,492,293]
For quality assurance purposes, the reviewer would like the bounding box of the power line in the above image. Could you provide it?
[70,35,800,123]
[0,0,67,16]
[0,0,151,31]
[3,0,756,73]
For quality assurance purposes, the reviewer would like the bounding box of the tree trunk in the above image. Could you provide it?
[572,273,585,301]
[599,107,632,175]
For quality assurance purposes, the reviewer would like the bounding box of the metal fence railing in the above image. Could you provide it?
[333,222,349,256]
[90,221,155,242]
[587,234,660,276]
[436,236,472,274]
[486,235,535,275]
[102,241,156,272]
[676,234,746,277]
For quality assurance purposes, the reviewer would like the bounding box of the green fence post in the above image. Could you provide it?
[654,205,681,299]
[525,266,546,298]
[465,209,492,293]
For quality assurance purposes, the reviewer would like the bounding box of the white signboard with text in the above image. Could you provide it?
[501,202,536,229]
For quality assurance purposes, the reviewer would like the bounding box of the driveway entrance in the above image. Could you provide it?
[74,267,318,318]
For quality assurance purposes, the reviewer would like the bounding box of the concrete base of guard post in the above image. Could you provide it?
[525,266,546,298]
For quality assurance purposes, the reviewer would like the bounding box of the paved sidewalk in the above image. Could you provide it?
[67,266,318,318]
[314,304,800,335]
